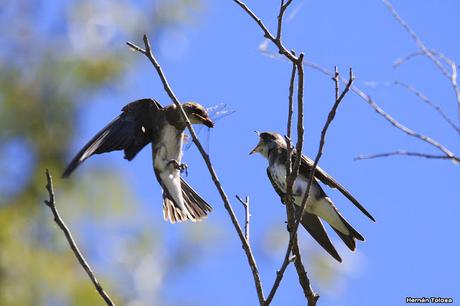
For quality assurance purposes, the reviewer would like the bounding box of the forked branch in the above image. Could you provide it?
[127,35,266,305]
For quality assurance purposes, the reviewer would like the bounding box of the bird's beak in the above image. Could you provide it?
[196,114,214,128]
[249,141,263,155]
[203,118,214,128]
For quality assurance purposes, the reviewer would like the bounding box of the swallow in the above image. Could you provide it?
[63,98,214,223]
[250,131,375,262]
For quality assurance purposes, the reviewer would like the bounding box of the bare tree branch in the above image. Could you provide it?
[302,60,459,163]
[236,195,251,242]
[382,0,450,78]
[394,81,460,135]
[43,169,115,306]
[393,49,455,70]
[276,0,293,41]
[233,0,298,62]
[264,255,296,306]
[232,0,319,303]
[126,35,266,305]
[290,68,355,258]
[265,60,302,306]
[383,0,460,124]
[354,151,460,163]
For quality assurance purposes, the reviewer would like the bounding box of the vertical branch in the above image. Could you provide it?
[291,68,355,244]
[127,36,266,305]
[276,0,293,40]
[232,0,318,303]
[43,170,115,306]
[236,195,251,242]
[265,60,298,306]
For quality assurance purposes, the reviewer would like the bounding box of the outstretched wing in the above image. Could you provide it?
[62,98,162,177]
[298,154,375,222]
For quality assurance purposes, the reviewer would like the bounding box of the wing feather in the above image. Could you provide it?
[62,98,161,177]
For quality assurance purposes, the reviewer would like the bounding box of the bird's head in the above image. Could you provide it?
[182,102,214,128]
[249,131,286,158]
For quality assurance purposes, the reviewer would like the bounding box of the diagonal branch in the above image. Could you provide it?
[383,0,460,125]
[43,169,115,306]
[394,81,460,135]
[382,0,450,79]
[303,60,460,163]
[233,0,298,63]
[127,35,266,305]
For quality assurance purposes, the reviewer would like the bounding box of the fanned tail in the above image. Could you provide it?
[163,178,212,224]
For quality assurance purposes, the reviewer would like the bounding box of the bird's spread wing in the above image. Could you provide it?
[297,154,375,222]
[62,98,162,177]
[266,169,342,262]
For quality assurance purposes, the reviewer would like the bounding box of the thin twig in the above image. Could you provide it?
[276,0,293,41]
[232,0,318,302]
[236,195,251,242]
[232,0,298,63]
[288,68,354,261]
[354,151,460,163]
[394,81,460,135]
[383,0,460,124]
[43,169,115,306]
[127,35,265,305]
[265,60,298,306]
[303,60,459,162]
[393,49,455,70]
[264,255,296,306]
[382,0,449,79]
[287,53,305,193]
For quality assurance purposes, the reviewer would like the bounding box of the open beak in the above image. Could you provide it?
[249,142,263,155]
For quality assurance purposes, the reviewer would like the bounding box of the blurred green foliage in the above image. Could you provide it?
[0,0,206,305]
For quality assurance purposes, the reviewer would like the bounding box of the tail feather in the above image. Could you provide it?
[338,213,365,242]
[296,207,342,262]
[332,228,356,251]
[332,211,364,251]
[162,178,212,223]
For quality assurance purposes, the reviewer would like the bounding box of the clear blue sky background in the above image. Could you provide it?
[70,1,459,305]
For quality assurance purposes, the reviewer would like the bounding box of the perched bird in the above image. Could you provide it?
[250,131,375,262]
[63,98,214,223]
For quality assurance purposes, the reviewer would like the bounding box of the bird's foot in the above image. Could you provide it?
[285,221,294,233]
[167,159,188,176]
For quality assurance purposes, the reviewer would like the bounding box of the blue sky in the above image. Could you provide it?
[71,1,460,305]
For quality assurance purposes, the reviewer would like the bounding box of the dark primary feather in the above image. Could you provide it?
[298,154,376,222]
[297,209,343,262]
[62,98,161,177]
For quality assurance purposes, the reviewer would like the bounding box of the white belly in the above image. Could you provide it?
[154,124,183,170]
[269,163,319,208]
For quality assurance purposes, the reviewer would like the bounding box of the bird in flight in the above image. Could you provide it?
[250,131,375,262]
[63,98,214,223]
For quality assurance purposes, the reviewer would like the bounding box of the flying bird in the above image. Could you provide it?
[63,98,214,223]
[250,131,375,262]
